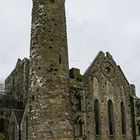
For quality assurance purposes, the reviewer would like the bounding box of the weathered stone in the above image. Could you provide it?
[1,1,140,140]
[28,0,74,139]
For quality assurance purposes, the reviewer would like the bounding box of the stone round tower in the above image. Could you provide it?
[28,0,74,139]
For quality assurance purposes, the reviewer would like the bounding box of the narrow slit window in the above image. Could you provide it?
[121,102,126,134]
[59,57,62,64]
[94,99,100,135]
[108,100,114,135]
[0,119,4,133]
[75,94,82,111]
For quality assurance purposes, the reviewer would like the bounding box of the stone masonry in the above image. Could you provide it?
[27,0,74,139]
[0,0,140,140]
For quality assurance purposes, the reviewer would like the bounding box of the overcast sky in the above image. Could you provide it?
[0,0,140,96]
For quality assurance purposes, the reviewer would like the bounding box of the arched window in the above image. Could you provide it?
[108,100,114,135]
[94,99,100,135]
[121,102,126,134]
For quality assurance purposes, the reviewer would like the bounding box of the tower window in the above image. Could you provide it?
[108,100,114,135]
[50,38,54,42]
[121,102,126,134]
[59,57,62,64]
[49,46,52,49]
[94,99,100,135]
[32,95,35,101]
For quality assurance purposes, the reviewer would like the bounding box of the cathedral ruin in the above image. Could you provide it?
[1,0,140,140]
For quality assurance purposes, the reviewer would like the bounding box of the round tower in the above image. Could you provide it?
[28,0,74,139]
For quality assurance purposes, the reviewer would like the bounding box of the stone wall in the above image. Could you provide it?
[5,58,29,104]
[84,52,134,140]
[70,68,86,140]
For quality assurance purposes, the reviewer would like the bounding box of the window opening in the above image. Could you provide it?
[121,102,126,134]
[108,100,114,135]
[94,99,100,135]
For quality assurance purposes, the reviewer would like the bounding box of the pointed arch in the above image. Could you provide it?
[108,100,114,135]
[121,101,126,134]
[94,99,100,135]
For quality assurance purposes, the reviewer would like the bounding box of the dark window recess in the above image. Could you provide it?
[50,38,54,42]
[59,57,62,64]
[0,119,4,133]
[121,102,126,134]
[50,0,55,2]
[94,99,100,135]
[49,46,52,49]
[108,100,114,135]
[75,95,82,111]
[32,95,35,101]
[38,67,41,70]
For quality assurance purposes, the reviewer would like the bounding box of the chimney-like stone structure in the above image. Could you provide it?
[28,0,74,139]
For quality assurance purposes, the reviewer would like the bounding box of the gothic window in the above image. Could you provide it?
[108,100,114,135]
[75,94,82,111]
[94,99,100,135]
[121,102,126,134]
